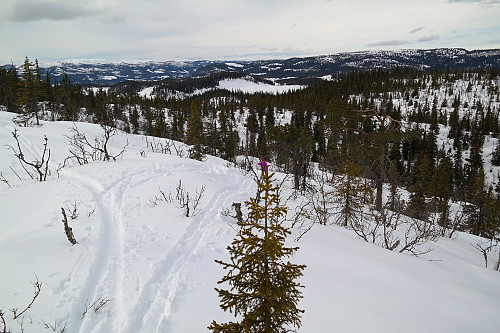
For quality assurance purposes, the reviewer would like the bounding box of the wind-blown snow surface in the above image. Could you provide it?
[0,111,499,333]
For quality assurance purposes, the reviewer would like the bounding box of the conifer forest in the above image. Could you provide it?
[2,58,500,240]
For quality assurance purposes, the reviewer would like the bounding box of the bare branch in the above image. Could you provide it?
[8,130,51,181]
[472,239,497,269]
[0,309,8,333]
[10,276,42,320]
[0,172,10,188]
[64,124,128,165]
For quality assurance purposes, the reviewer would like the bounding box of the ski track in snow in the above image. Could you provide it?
[63,167,129,333]
[124,171,253,333]
[58,161,253,333]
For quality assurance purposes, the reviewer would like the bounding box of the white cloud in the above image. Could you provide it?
[0,0,499,64]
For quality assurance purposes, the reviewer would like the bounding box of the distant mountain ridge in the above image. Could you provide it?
[3,48,500,85]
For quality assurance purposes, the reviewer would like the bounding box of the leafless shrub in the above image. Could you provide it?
[8,129,50,182]
[175,180,205,217]
[92,297,111,314]
[292,172,334,240]
[144,136,174,154]
[0,309,8,333]
[9,276,42,321]
[439,202,466,238]
[0,172,10,188]
[41,319,67,332]
[61,208,78,245]
[13,111,38,128]
[349,206,440,256]
[149,186,173,207]
[82,297,111,319]
[172,141,186,158]
[64,125,91,165]
[15,316,23,333]
[87,206,96,218]
[149,181,204,217]
[63,124,128,167]
[472,238,500,270]
[349,209,383,244]
[397,217,440,256]
[1,276,48,333]
[233,155,257,177]
[143,135,187,158]
[65,200,80,220]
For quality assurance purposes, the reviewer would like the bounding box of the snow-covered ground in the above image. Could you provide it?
[137,77,303,99]
[216,78,303,94]
[1,111,499,333]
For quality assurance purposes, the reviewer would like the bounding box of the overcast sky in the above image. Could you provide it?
[1,0,500,65]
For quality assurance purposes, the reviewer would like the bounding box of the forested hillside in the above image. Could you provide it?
[1,57,500,239]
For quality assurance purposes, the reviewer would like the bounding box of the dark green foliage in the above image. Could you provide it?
[332,156,373,226]
[16,57,43,125]
[0,65,19,113]
[464,169,499,238]
[209,170,305,333]
[492,139,500,166]
[185,101,205,160]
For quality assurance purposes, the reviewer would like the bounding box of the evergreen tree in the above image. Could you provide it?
[129,107,140,134]
[332,156,372,227]
[465,168,497,238]
[0,66,19,113]
[492,139,500,166]
[209,169,306,333]
[17,56,42,125]
[185,101,205,160]
[407,152,431,221]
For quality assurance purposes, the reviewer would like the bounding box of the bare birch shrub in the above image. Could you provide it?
[1,276,42,333]
[472,238,500,270]
[349,204,440,256]
[176,180,205,217]
[8,129,50,182]
[150,181,205,217]
[0,172,10,188]
[63,124,128,166]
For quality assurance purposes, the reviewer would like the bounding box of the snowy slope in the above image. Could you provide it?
[1,111,500,333]
[137,77,304,99]
[216,78,303,94]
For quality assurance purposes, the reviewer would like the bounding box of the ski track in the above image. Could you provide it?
[123,174,253,333]
[61,164,159,333]
[55,160,254,333]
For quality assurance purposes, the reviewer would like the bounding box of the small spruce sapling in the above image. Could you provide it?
[209,162,306,333]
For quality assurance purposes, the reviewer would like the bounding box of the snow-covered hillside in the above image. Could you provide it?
[137,77,304,99]
[1,111,500,332]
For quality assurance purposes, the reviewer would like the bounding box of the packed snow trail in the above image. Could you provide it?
[57,158,254,333]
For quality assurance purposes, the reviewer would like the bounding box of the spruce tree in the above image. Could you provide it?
[492,139,500,166]
[185,101,205,160]
[17,56,41,126]
[209,168,306,333]
[332,156,372,227]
